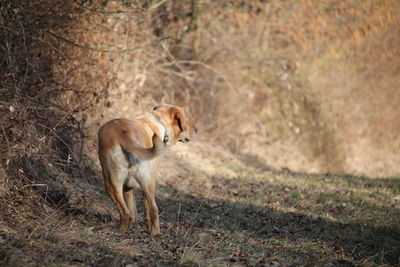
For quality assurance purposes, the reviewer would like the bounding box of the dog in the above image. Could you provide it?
[98,104,197,235]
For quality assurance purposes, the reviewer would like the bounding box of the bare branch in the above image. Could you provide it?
[47,30,176,53]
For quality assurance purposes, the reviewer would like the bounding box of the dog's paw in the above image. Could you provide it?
[150,228,161,236]
[117,222,129,232]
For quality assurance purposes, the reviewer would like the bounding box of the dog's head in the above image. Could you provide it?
[152,104,197,145]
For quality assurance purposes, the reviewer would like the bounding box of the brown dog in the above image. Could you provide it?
[98,104,197,235]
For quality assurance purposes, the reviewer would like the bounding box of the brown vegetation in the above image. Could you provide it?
[1,0,399,266]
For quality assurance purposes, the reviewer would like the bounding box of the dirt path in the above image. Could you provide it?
[1,142,399,266]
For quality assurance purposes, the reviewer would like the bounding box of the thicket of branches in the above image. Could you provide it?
[0,0,225,214]
[0,1,100,217]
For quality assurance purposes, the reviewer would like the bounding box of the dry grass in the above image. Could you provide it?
[41,0,400,176]
[1,0,399,266]
[1,142,399,266]
[187,0,400,177]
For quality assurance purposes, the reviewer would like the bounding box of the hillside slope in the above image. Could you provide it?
[36,0,400,177]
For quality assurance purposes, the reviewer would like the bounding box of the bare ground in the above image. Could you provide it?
[1,141,399,266]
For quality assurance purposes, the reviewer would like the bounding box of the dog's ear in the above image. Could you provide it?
[172,107,187,132]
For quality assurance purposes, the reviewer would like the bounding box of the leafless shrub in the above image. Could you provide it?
[0,0,94,224]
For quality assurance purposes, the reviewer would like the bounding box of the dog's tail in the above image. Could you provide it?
[120,133,166,161]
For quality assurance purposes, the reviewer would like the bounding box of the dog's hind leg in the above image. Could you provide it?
[105,175,132,232]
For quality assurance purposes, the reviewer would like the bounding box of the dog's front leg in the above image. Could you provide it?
[123,189,138,226]
[142,190,152,232]
[142,180,160,235]
[137,170,160,235]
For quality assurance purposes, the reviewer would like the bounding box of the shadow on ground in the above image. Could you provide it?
[156,180,400,265]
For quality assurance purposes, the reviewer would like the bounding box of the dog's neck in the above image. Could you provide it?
[147,112,169,144]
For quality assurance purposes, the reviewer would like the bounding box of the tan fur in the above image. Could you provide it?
[98,105,197,235]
